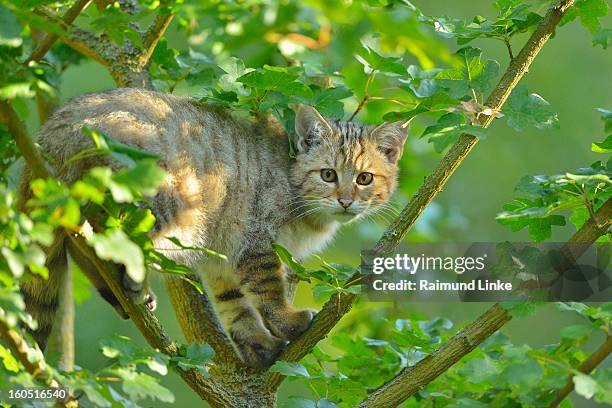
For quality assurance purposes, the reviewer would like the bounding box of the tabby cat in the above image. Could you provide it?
[19,88,408,368]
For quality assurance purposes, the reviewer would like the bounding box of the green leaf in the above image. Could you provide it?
[593,28,612,48]
[308,86,352,118]
[355,46,407,75]
[593,368,612,403]
[111,160,166,200]
[165,236,227,260]
[559,324,593,341]
[458,356,500,383]
[238,65,312,98]
[114,368,174,403]
[573,0,609,34]
[435,47,499,98]
[269,361,313,379]
[89,229,145,283]
[82,127,160,167]
[421,113,488,153]
[272,243,308,279]
[504,85,559,131]
[99,335,168,375]
[0,344,19,372]
[500,301,538,318]
[597,108,612,133]
[171,343,215,377]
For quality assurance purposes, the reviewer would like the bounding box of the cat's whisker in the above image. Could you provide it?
[291,206,323,222]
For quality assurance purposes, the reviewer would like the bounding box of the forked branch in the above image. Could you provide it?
[33,2,174,87]
[27,0,92,64]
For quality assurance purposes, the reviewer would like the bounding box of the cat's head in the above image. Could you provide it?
[290,105,408,224]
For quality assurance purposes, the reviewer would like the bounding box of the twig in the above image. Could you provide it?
[0,101,50,178]
[138,9,174,68]
[267,0,577,390]
[26,0,92,64]
[547,336,612,408]
[503,36,514,60]
[349,72,375,121]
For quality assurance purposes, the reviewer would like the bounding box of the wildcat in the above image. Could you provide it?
[19,88,408,368]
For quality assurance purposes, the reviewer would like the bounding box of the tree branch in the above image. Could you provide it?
[0,318,54,385]
[138,8,174,68]
[27,0,92,64]
[45,262,75,371]
[0,101,50,179]
[268,0,577,389]
[165,277,241,365]
[34,7,119,67]
[547,335,612,408]
[357,304,511,408]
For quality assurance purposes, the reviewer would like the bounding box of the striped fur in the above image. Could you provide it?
[18,89,407,368]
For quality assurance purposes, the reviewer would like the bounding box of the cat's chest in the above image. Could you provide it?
[276,221,339,261]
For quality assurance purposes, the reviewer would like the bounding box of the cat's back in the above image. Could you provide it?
[38,88,239,171]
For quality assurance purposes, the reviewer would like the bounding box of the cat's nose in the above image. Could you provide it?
[338,198,353,209]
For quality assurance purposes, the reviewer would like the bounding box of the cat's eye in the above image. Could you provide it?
[356,172,374,186]
[320,168,337,182]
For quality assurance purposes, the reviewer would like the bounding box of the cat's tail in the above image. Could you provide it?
[17,167,67,349]
[19,233,68,349]
[18,167,129,350]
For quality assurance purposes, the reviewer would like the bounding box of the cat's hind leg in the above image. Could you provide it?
[237,248,315,341]
[201,262,285,368]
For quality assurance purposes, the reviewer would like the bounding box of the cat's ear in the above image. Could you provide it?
[371,121,409,163]
[294,105,333,153]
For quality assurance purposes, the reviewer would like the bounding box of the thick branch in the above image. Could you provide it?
[45,263,75,371]
[269,0,577,387]
[27,0,92,64]
[547,336,612,408]
[34,7,119,67]
[165,277,239,364]
[0,101,50,178]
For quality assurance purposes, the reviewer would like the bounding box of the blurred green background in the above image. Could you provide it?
[13,0,611,406]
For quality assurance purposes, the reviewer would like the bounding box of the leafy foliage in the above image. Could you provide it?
[498,108,611,241]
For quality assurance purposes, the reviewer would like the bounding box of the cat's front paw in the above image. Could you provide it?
[230,329,286,369]
[264,307,316,341]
